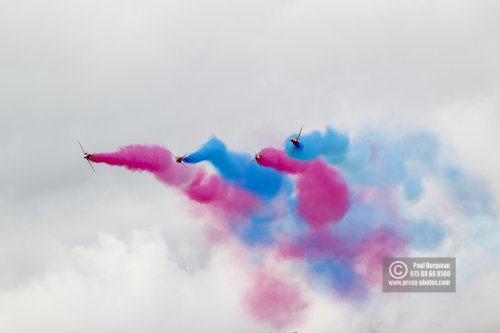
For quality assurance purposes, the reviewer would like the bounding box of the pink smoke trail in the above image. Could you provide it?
[244,268,308,329]
[258,147,307,174]
[91,145,260,224]
[91,145,190,186]
[258,147,350,229]
[277,230,345,260]
[355,227,408,286]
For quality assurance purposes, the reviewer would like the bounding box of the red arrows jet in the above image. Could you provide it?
[170,152,189,169]
[79,142,95,172]
[289,125,303,157]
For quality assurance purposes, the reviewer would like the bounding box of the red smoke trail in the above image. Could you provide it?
[258,147,350,229]
[91,145,260,223]
[354,227,408,286]
[258,147,307,174]
[244,269,308,329]
[90,144,403,326]
[277,230,346,260]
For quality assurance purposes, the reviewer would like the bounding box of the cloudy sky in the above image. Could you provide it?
[1,0,499,332]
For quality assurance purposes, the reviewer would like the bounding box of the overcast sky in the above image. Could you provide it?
[1,0,499,332]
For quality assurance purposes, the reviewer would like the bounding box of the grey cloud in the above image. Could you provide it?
[1,0,499,331]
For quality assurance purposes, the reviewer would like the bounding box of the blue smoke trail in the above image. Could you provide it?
[409,218,445,249]
[289,128,494,217]
[185,137,290,199]
[284,127,349,163]
[310,259,363,296]
[184,127,492,295]
[97,124,496,327]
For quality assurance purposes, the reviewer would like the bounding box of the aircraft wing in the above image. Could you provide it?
[87,159,96,172]
[79,142,86,154]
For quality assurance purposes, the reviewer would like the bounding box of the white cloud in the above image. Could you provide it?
[0,231,264,333]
